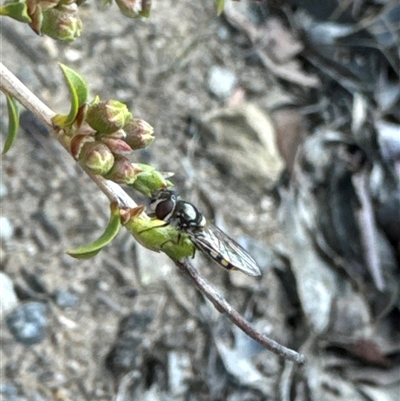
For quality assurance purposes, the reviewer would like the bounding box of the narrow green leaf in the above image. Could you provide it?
[0,2,32,23]
[2,93,20,154]
[216,0,225,15]
[52,63,88,128]
[67,203,121,259]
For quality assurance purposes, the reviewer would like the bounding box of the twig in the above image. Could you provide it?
[176,260,306,364]
[352,167,385,291]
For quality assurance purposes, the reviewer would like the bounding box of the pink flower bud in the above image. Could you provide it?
[70,134,95,160]
[104,155,142,184]
[124,118,154,149]
[115,0,151,18]
[101,137,133,155]
[40,4,82,42]
[86,99,132,134]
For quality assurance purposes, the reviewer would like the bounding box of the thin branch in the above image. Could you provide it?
[0,62,136,209]
[0,63,54,129]
[176,260,306,364]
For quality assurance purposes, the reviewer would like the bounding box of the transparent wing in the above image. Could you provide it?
[189,223,261,277]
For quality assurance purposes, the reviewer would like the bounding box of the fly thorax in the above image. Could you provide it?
[175,201,204,229]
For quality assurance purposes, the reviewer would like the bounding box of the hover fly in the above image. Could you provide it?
[150,190,261,277]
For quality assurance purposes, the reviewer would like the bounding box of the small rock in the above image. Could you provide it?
[208,66,237,99]
[2,395,28,401]
[0,382,28,401]
[200,102,285,189]
[217,26,230,40]
[0,182,8,198]
[53,290,79,309]
[168,351,191,396]
[6,301,48,345]
[105,312,154,379]
[0,273,19,320]
[0,382,17,396]
[64,48,83,62]
[0,216,14,241]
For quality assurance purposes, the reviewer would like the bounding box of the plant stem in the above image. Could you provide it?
[177,260,306,364]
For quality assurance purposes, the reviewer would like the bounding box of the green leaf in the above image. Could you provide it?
[123,206,195,261]
[52,63,88,128]
[67,203,121,259]
[216,0,225,15]
[2,93,20,154]
[0,2,32,23]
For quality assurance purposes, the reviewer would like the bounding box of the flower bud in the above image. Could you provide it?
[86,99,132,134]
[40,4,82,42]
[79,142,114,175]
[115,0,151,18]
[70,133,95,160]
[102,128,126,139]
[59,0,80,6]
[36,0,59,12]
[101,137,133,155]
[124,118,154,149]
[130,164,170,197]
[104,156,142,185]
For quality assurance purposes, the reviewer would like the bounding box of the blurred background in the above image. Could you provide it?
[1,0,399,400]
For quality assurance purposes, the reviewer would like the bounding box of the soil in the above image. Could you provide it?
[1,1,399,401]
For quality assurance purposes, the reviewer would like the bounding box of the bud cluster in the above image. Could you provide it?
[25,0,83,41]
[71,95,168,197]
[3,0,152,41]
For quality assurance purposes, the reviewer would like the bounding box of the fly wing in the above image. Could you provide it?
[189,223,261,277]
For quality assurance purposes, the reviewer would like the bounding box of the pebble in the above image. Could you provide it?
[0,272,19,320]
[0,182,8,198]
[168,351,191,396]
[64,48,82,62]
[208,66,237,99]
[6,301,48,345]
[0,382,17,396]
[53,290,79,309]
[217,26,230,40]
[0,216,14,241]
[0,382,28,401]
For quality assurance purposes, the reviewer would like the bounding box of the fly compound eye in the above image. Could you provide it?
[155,199,175,221]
